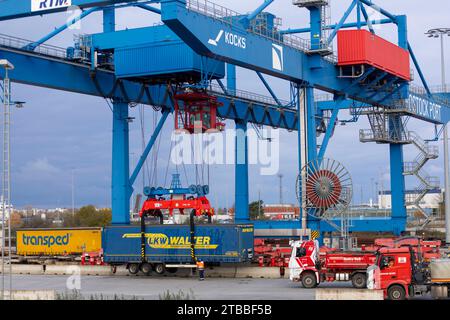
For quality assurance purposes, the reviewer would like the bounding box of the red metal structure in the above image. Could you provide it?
[337,29,411,81]
[373,237,442,261]
[174,90,225,134]
[140,196,214,219]
[81,250,104,266]
[254,239,291,267]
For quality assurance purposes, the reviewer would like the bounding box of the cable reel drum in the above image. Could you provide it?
[296,158,353,219]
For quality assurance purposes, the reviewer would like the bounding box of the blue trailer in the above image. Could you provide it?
[102,224,254,275]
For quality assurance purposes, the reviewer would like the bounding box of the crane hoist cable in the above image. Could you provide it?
[163,138,174,188]
[150,111,163,187]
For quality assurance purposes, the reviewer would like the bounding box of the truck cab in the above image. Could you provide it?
[289,240,321,288]
[367,247,429,300]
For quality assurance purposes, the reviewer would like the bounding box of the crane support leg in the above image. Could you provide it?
[112,100,131,225]
[235,120,249,222]
[389,117,407,235]
[304,86,321,239]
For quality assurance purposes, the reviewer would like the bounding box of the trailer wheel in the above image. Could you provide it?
[140,262,152,275]
[351,273,367,289]
[154,263,166,275]
[128,263,140,275]
[301,272,317,289]
[388,285,406,301]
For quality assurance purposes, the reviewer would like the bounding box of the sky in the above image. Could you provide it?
[0,0,449,209]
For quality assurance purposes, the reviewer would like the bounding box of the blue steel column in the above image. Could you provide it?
[309,7,322,51]
[235,120,249,222]
[305,86,321,236]
[297,85,304,229]
[103,7,115,32]
[307,4,323,238]
[228,63,249,222]
[112,100,131,224]
[227,63,236,95]
[389,15,408,235]
[104,7,130,224]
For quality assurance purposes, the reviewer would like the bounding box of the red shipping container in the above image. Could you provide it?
[337,29,410,81]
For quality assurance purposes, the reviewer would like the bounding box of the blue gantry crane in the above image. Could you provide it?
[0,0,449,241]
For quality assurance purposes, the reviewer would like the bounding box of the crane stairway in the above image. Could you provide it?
[403,132,440,228]
[360,108,440,229]
[359,108,409,144]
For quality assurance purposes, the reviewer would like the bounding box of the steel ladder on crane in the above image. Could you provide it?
[403,132,440,228]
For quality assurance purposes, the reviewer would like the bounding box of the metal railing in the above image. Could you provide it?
[208,82,291,108]
[409,83,450,106]
[293,0,329,6]
[429,84,450,93]
[0,33,67,60]
[186,0,240,24]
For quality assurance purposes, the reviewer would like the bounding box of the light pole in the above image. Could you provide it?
[0,59,14,300]
[71,168,75,216]
[425,28,450,244]
[278,174,283,205]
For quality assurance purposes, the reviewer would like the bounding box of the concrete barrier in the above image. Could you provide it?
[316,289,384,300]
[235,267,282,279]
[3,290,56,300]
[44,265,73,275]
[6,264,285,279]
[12,264,45,275]
[43,265,115,276]
[79,265,115,276]
[206,266,237,278]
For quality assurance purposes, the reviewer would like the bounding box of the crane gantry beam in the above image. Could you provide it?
[1,0,448,238]
[0,45,298,130]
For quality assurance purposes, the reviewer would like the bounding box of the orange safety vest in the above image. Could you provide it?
[196,261,205,270]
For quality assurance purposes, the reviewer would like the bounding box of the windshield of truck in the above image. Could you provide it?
[296,247,306,258]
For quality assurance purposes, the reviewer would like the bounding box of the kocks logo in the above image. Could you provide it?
[23,234,71,247]
[31,0,72,12]
[209,30,246,49]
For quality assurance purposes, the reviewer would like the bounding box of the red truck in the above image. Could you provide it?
[289,240,376,289]
[367,246,450,300]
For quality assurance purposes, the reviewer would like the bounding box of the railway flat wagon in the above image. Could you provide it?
[16,228,102,256]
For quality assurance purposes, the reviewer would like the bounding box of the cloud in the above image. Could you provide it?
[18,158,61,179]
[1,0,448,208]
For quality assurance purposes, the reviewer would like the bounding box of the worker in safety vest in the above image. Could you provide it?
[196,259,205,281]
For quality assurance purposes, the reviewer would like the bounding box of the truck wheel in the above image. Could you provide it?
[388,285,406,301]
[128,263,140,275]
[140,262,152,275]
[301,273,317,289]
[351,273,367,289]
[154,263,166,275]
